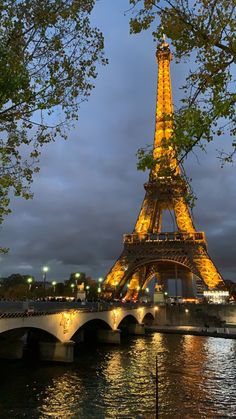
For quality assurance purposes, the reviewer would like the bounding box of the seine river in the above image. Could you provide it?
[0,333,235,418]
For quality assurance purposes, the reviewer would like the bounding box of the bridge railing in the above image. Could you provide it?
[0,302,153,317]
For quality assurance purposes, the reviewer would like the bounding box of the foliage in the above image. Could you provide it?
[129,0,236,168]
[0,0,107,248]
[136,142,198,208]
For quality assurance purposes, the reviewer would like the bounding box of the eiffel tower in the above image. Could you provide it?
[102,41,225,301]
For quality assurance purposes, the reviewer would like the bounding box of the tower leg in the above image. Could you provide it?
[174,198,195,232]
[193,250,225,289]
[125,271,140,300]
[102,257,126,298]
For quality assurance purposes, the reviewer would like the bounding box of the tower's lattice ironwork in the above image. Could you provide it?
[102,42,225,300]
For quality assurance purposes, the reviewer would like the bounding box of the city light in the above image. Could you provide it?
[42,266,49,296]
[27,277,33,291]
[52,281,57,292]
[203,290,229,304]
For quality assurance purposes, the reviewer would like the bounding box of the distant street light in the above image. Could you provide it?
[71,283,75,294]
[75,272,80,285]
[98,278,103,296]
[42,266,49,296]
[52,281,57,293]
[85,285,90,300]
[27,277,33,291]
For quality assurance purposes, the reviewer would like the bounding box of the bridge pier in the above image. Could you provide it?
[39,341,75,363]
[127,323,145,335]
[0,339,24,360]
[97,329,121,344]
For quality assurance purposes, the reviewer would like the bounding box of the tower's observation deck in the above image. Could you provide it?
[102,41,225,300]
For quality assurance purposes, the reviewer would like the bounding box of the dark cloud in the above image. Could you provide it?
[1,1,235,282]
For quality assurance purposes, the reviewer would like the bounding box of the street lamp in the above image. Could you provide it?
[85,285,90,300]
[27,277,33,291]
[42,266,49,296]
[98,278,103,295]
[71,283,75,294]
[145,287,150,302]
[75,272,80,284]
[52,281,57,293]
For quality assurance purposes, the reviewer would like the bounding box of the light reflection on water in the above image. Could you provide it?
[0,334,235,418]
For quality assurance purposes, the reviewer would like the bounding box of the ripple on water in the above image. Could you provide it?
[0,335,235,418]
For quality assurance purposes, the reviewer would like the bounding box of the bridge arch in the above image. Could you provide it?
[71,318,112,343]
[0,324,60,342]
[117,314,139,329]
[0,307,155,348]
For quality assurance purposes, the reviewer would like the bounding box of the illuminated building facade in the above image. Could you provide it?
[102,41,226,300]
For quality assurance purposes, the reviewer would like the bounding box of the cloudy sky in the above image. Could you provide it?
[1,0,236,283]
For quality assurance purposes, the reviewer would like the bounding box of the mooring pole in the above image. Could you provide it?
[156,355,158,418]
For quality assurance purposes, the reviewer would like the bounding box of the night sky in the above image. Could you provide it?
[1,1,236,283]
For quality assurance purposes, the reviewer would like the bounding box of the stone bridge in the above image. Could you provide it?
[0,303,155,362]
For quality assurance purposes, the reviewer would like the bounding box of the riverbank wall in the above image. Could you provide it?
[154,304,236,327]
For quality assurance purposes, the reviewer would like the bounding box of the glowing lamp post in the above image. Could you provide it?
[98,278,103,296]
[85,285,90,301]
[27,277,33,291]
[75,273,80,285]
[42,266,49,296]
[52,281,57,293]
[71,283,75,294]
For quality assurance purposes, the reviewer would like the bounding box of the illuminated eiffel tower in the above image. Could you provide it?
[102,41,225,300]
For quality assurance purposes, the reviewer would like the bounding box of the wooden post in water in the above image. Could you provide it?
[156,355,158,418]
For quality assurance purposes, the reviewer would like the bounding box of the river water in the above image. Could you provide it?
[0,333,235,418]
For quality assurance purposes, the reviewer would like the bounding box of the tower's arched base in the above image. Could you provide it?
[102,236,225,301]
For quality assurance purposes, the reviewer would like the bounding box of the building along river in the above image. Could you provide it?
[0,332,235,418]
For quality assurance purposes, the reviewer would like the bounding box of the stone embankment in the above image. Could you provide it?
[146,325,236,339]
[148,303,236,339]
